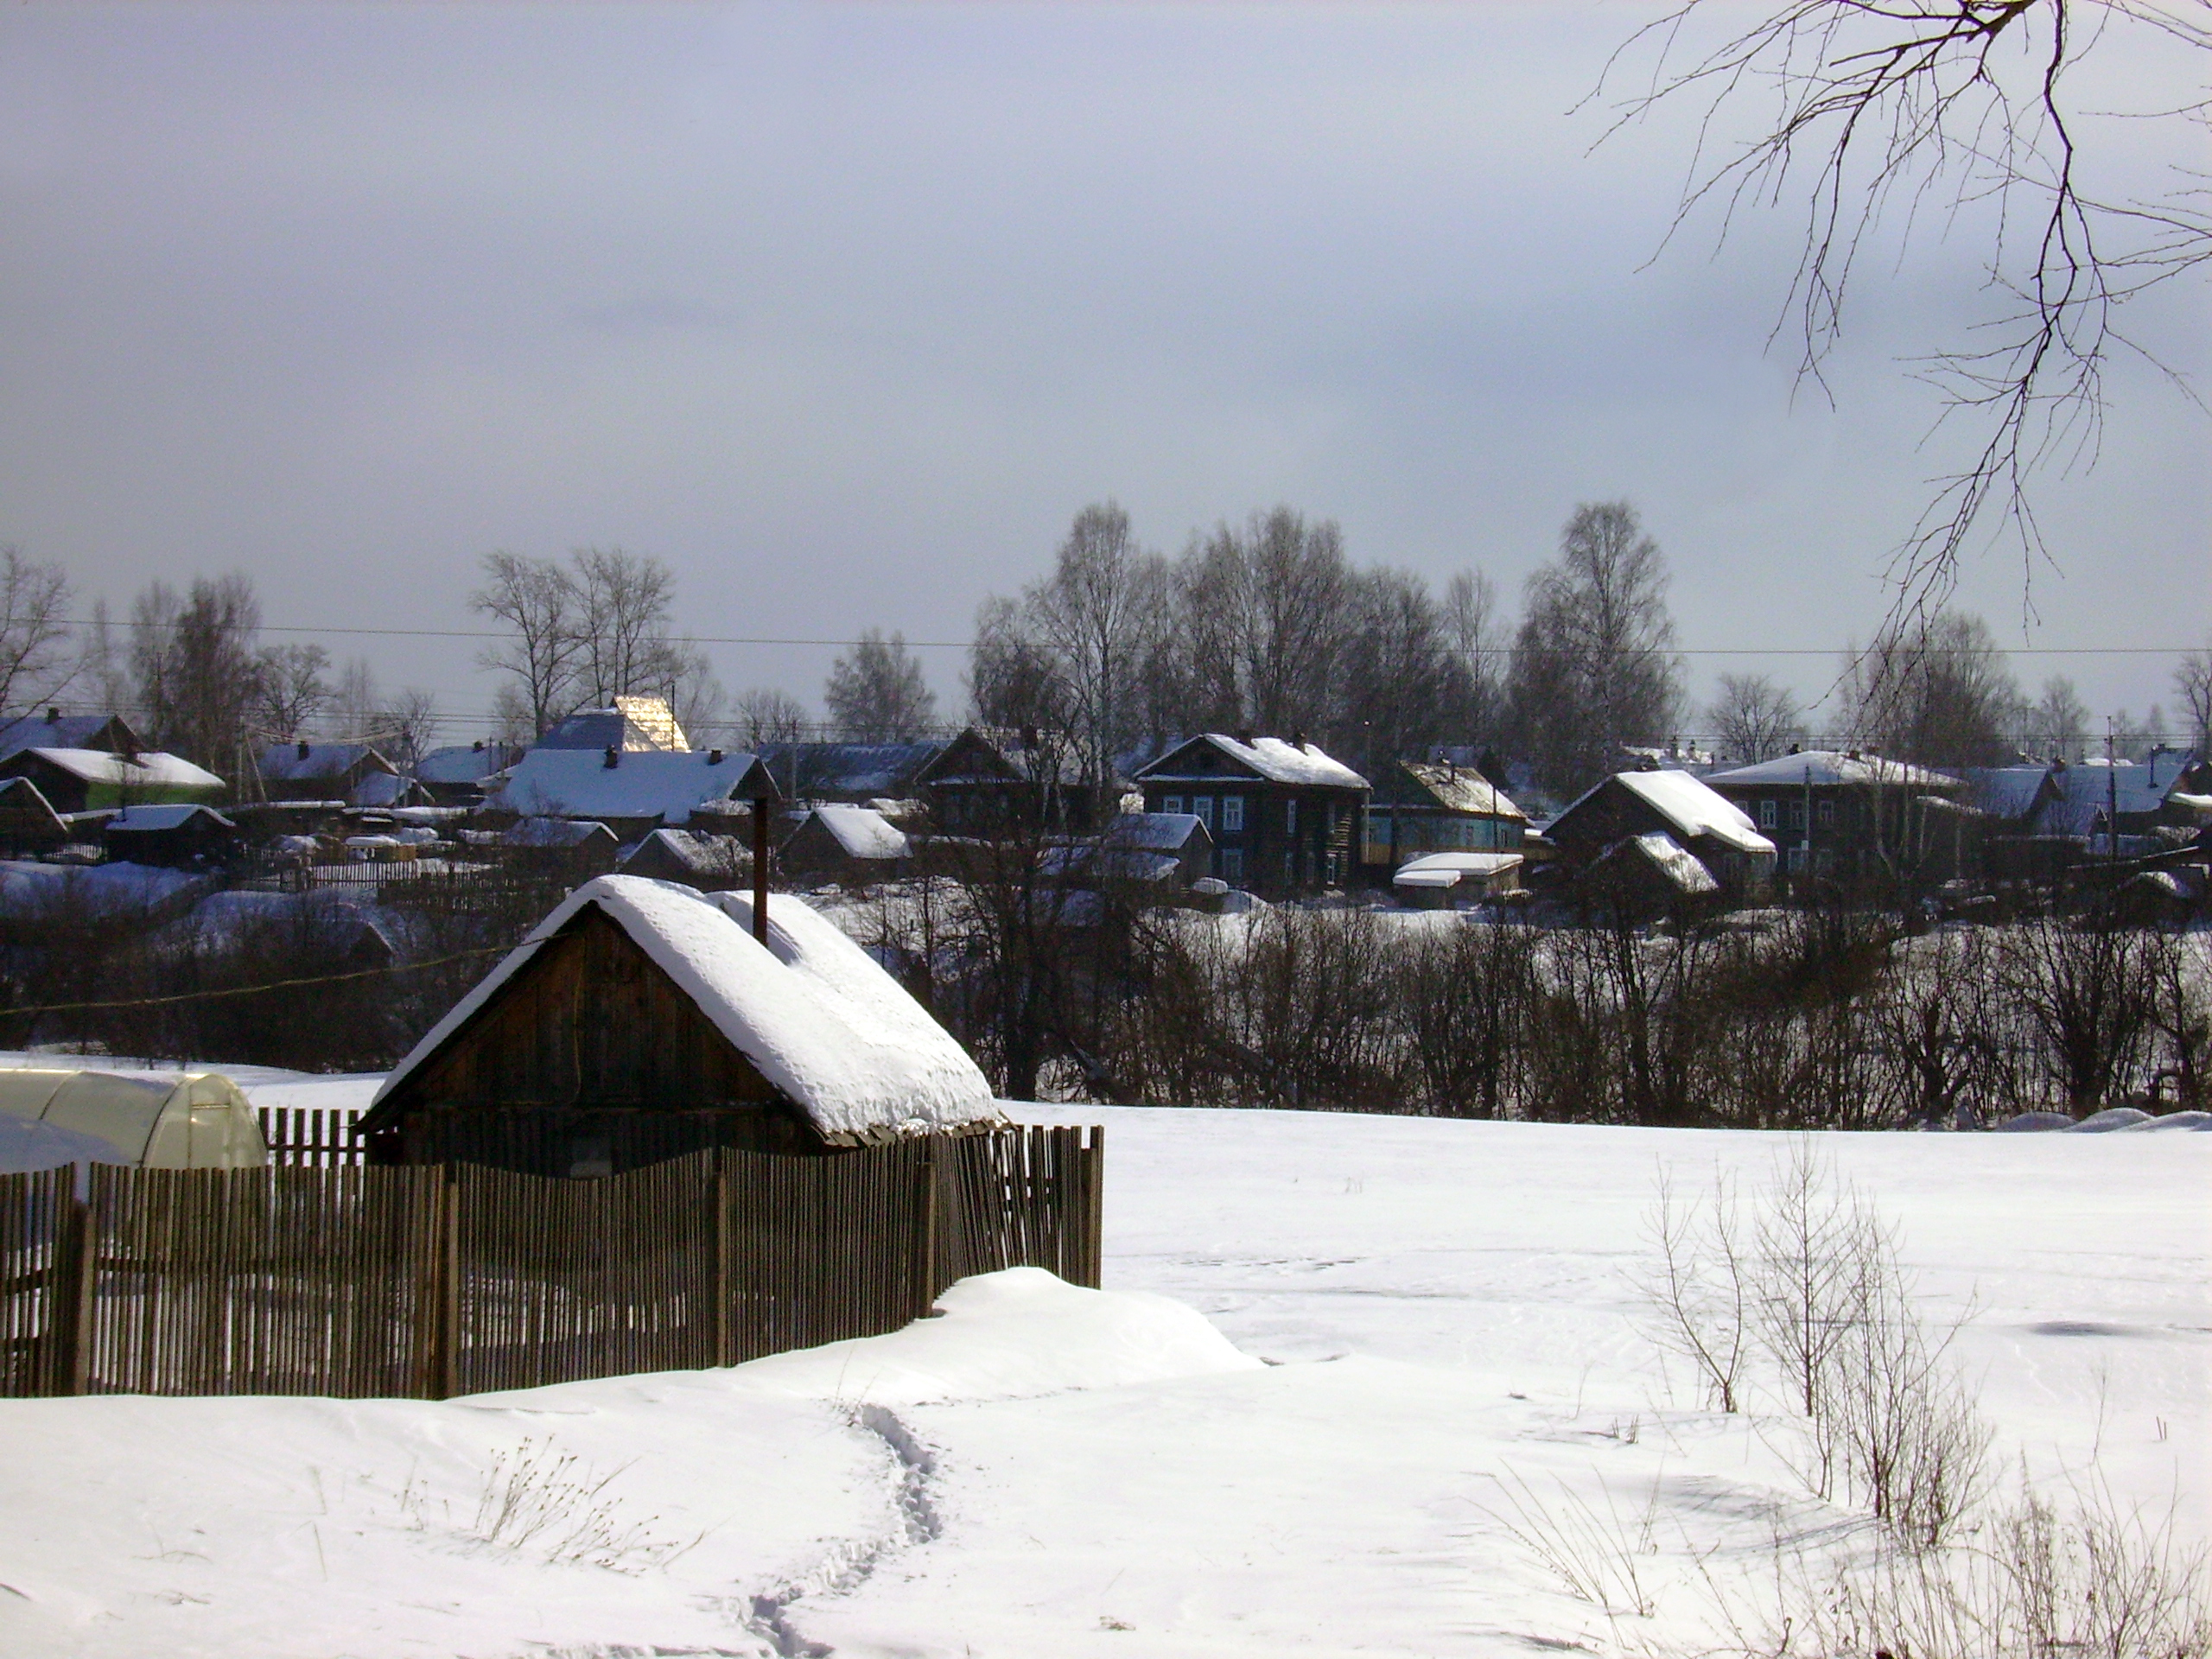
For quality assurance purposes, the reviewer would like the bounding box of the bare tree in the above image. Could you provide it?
[825,627,937,741]
[129,574,263,778]
[330,657,381,740]
[1443,568,1508,749]
[251,643,331,742]
[732,685,811,747]
[571,546,681,706]
[968,595,1069,734]
[2176,640,2212,756]
[375,687,441,772]
[1708,671,1806,764]
[1838,609,2023,768]
[1339,568,1461,779]
[470,552,584,740]
[2021,673,2090,760]
[1174,508,1352,740]
[0,549,73,717]
[1023,501,1170,798]
[1603,1,2212,613]
[1507,501,1684,797]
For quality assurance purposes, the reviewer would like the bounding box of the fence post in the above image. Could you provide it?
[56,1189,95,1396]
[1084,1124,1104,1288]
[436,1173,461,1400]
[714,1154,734,1369]
[912,1149,938,1319]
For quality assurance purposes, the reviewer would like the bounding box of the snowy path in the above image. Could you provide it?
[0,1080,2205,1656]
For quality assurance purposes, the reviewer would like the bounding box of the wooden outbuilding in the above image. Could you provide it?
[779,804,912,884]
[358,875,1002,1176]
[0,747,225,815]
[0,776,69,857]
[1545,767,1777,900]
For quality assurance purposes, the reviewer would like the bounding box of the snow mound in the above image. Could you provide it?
[728,1266,1263,1404]
[1997,1110,2077,1132]
[2069,1107,2153,1132]
[0,1113,128,1174]
[2119,1109,2212,1132]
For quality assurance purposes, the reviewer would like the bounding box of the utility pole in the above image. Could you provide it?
[2106,716,2120,868]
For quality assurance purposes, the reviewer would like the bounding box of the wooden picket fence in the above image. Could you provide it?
[0,1126,1102,1400]
[257,1106,365,1167]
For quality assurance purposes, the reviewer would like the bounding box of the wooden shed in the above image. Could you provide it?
[358,875,1002,1176]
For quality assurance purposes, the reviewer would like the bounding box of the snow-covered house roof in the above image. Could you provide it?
[1563,768,1775,857]
[616,827,748,884]
[1704,750,1962,791]
[17,748,224,791]
[255,741,397,784]
[416,742,526,785]
[804,804,911,861]
[535,697,690,753]
[757,741,945,801]
[1392,851,1524,892]
[488,747,777,824]
[369,876,1001,1145]
[0,711,141,763]
[1963,766,2056,822]
[1135,734,1369,791]
[1392,760,1526,820]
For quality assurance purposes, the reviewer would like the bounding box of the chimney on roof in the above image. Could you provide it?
[708,747,724,765]
[603,745,620,769]
[1788,742,1800,754]
[45,707,59,724]
[472,739,484,752]
[1236,728,1255,746]
[297,739,311,760]
[1292,728,1306,749]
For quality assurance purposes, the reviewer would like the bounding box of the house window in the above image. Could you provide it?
[1757,799,1777,830]
[1787,801,1806,831]
[1221,848,1244,885]
[1193,795,1215,830]
[1221,795,1244,834]
[1817,799,1836,825]
[1285,798,1298,836]
[1162,794,1184,816]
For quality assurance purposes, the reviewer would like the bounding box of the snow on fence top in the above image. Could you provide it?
[374,875,1001,1144]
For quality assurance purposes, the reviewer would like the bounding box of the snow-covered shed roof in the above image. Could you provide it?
[1599,831,1720,895]
[758,741,945,799]
[2050,758,2185,819]
[105,804,237,833]
[489,747,776,823]
[1397,849,1522,889]
[1136,734,1369,791]
[617,827,747,879]
[1573,769,1775,856]
[17,748,225,791]
[256,742,395,783]
[804,804,910,861]
[1963,766,2056,821]
[504,816,616,849]
[1100,812,1207,851]
[372,876,1000,1144]
[1704,750,1962,791]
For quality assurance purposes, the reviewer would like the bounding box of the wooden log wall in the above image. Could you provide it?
[0,1126,1102,1401]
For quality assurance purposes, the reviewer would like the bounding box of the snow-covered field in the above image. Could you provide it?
[1,1059,2206,1657]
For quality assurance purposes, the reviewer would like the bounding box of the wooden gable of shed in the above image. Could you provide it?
[383,905,811,1142]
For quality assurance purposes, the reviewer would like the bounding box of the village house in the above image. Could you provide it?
[1133,734,1369,897]
[1544,766,1777,901]
[916,728,1098,836]
[534,695,691,753]
[0,709,143,766]
[356,874,1002,1174]
[254,741,404,807]
[616,826,750,889]
[1361,757,1526,878]
[755,740,945,808]
[0,747,226,816]
[1039,811,1214,893]
[1701,749,1967,881]
[779,804,912,884]
[485,746,780,841]
[413,740,528,806]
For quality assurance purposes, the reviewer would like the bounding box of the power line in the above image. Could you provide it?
[4,944,513,1019]
[56,619,2202,655]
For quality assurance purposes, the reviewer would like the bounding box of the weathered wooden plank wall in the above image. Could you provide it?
[0,1127,1102,1401]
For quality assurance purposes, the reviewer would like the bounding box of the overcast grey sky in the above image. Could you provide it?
[2,2,2204,739]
